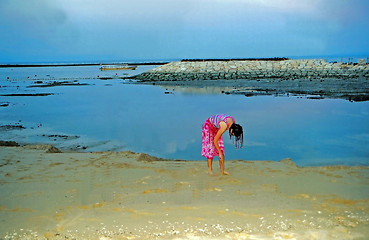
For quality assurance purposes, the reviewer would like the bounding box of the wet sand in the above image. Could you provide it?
[1,145,368,239]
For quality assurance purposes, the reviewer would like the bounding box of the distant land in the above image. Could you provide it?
[0,58,289,68]
[0,62,170,68]
[1,55,368,68]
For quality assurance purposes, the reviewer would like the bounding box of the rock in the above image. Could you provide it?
[23,144,62,153]
[129,60,369,101]
[0,103,9,107]
[133,59,369,82]
[0,140,20,147]
[0,125,25,130]
[46,146,62,153]
[280,158,297,167]
[358,59,366,65]
[136,153,165,162]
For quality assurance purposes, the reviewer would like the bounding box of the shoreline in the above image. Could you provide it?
[1,145,368,239]
[1,137,368,167]
[0,62,169,68]
[2,142,369,167]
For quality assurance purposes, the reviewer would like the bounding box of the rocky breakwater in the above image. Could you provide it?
[132,59,369,101]
[135,59,368,81]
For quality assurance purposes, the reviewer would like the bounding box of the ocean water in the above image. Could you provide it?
[0,65,368,166]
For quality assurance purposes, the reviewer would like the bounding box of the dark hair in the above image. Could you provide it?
[229,123,243,149]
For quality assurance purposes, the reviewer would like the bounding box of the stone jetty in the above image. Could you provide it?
[134,59,369,81]
[130,59,369,101]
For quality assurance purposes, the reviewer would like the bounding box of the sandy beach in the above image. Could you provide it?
[1,145,368,239]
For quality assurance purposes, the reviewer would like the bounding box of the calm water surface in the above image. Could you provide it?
[1,65,368,166]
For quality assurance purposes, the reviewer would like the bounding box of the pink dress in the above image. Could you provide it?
[201,114,235,160]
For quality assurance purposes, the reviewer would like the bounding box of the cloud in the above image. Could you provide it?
[0,0,85,62]
[246,0,320,13]
[208,0,321,16]
[56,0,192,27]
[0,0,368,62]
[0,0,67,36]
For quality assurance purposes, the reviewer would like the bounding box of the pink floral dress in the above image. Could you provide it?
[201,114,235,160]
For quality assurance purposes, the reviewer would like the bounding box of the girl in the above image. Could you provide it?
[201,114,243,175]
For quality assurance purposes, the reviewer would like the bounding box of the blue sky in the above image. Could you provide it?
[0,0,368,63]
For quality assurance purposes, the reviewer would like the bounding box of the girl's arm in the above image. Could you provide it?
[213,121,227,154]
[214,121,229,174]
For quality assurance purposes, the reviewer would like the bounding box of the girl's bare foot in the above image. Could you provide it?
[221,171,230,175]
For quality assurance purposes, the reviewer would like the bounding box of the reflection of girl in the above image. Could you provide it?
[201,114,243,175]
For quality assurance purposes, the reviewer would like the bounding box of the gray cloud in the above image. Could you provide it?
[0,0,368,63]
[0,0,68,37]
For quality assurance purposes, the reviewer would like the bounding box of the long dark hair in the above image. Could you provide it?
[229,123,243,149]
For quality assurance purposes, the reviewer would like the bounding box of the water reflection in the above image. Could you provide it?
[1,66,368,166]
[157,85,236,95]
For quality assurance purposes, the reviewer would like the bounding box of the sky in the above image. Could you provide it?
[0,0,368,63]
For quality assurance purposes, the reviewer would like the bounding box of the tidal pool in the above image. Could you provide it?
[0,65,368,166]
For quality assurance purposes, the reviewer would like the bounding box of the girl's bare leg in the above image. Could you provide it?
[207,158,213,175]
[219,155,230,175]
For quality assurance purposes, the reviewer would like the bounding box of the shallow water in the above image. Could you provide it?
[0,65,368,166]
